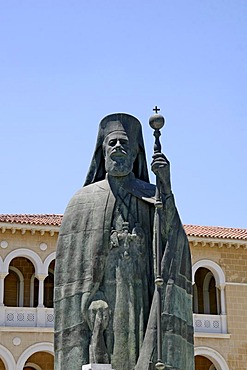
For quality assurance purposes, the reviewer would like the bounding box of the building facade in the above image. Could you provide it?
[0,215,246,370]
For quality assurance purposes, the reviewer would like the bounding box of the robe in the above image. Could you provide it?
[54,175,194,370]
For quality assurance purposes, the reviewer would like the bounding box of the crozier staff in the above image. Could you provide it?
[54,113,194,370]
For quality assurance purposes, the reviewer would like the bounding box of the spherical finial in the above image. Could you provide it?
[149,114,165,130]
[149,106,165,130]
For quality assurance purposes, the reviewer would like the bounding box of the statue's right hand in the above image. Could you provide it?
[87,300,109,332]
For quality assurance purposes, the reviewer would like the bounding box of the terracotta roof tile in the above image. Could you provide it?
[184,224,247,241]
[0,215,246,241]
[0,214,63,226]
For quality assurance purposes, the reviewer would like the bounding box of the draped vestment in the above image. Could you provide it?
[54,176,194,370]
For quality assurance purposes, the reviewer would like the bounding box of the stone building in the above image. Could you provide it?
[0,214,246,370]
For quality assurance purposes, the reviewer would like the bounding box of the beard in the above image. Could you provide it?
[105,156,133,177]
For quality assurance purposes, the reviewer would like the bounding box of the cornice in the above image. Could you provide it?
[188,236,247,250]
[0,222,59,236]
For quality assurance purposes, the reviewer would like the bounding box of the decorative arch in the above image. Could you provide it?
[24,363,42,370]
[0,344,16,370]
[0,256,3,271]
[192,260,225,287]
[195,346,229,370]
[44,252,56,275]
[8,266,24,307]
[16,342,54,369]
[3,249,44,275]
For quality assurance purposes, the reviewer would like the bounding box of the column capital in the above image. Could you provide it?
[218,283,226,290]
[35,273,47,281]
[0,272,8,279]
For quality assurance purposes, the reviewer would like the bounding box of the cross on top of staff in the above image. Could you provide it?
[153,106,160,114]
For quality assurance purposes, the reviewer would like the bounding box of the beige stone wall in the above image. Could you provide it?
[226,284,247,369]
[0,330,53,362]
[1,227,247,369]
[192,241,247,370]
[0,229,57,260]
[0,228,56,369]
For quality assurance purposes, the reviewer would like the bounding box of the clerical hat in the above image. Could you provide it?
[84,113,149,185]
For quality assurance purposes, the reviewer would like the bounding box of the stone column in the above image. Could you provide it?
[36,274,47,307]
[0,272,7,306]
[219,284,226,315]
[219,284,227,334]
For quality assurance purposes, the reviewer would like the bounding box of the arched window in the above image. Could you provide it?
[4,266,24,307]
[4,257,35,307]
[192,260,226,316]
[193,260,228,334]
[194,267,220,314]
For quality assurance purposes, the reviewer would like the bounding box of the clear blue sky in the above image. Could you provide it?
[1,1,246,228]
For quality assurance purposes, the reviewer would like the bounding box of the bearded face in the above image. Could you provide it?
[103,131,138,177]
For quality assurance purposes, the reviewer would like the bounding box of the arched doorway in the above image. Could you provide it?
[24,351,54,370]
[195,355,216,369]
[16,342,54,370]
[195,346,229,370]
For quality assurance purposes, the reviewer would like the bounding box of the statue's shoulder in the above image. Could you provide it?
[61,180,109,224]
[82,179,109,193]
[66,179,108,207]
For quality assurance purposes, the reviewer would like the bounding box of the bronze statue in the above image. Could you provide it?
[54,113,194,370]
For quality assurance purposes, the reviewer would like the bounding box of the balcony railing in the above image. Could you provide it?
[0,306,54,328]
[193,313,227,334]
[0,308,227,334]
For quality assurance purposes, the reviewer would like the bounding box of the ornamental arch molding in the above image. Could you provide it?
[16,342,54,370]
[0,344,16,370]
[3,249,44,275]
[192,259,226,287]
[24,363,42,370]
[194,346,229,370]
[44,252,56,275]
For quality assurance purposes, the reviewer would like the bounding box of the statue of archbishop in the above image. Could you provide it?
[54,113,194,370]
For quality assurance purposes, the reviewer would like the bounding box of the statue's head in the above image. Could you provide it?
[84,113,149,185]
[101,117,140,177]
